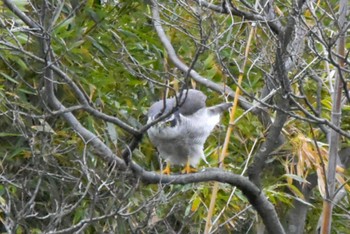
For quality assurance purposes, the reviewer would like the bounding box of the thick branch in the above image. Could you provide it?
[131,164,285,234]
[321,0,347,232]
[284,173,318,233]
[247,1,308,187]
[247,107,287,187]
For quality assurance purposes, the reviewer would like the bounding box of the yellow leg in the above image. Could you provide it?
[162,163,171,175]
[181,161,197,174]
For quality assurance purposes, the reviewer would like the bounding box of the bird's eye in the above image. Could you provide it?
[165,118,177,127]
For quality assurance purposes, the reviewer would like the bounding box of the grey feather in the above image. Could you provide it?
[147,89,231,167]
[208,103,233,115]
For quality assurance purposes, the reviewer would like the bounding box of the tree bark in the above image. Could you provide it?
[321,0,347,233]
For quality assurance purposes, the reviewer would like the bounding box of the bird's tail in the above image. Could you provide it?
[208,102,232,114]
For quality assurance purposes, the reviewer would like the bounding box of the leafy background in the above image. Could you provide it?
[0,0,349,233]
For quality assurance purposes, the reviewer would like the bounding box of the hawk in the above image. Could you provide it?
[147,89,231,174]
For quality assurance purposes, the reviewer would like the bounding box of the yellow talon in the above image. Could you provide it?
[162,163,171,175]
[181,161,197,174]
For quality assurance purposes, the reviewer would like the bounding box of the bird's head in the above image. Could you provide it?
[149,108,180,129]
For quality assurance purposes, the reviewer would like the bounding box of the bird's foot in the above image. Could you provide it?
[161,163,171,175]
[181,162,197,174]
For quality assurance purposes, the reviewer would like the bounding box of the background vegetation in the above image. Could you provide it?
[0,0,349,233]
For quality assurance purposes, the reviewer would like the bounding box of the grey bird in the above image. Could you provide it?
[147,89,231,174]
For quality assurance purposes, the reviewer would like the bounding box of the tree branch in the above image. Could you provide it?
[3,1,285,232]
[0,41,140,136]
[2,0,40,29]
[131,164,285,234]
[150,1,252,111]
[193,0,283,34]
[321,0,347,232]
[247,1,311,187]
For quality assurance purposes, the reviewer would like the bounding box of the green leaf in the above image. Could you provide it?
[87,36,107,55]
[282,174,311,184]
[0,132,21,137]
[15,58,29,70]
[191,194,201,212]
[55,17,75,33]
[117,29,139,39]
[69,40,86,50]
[0,72,18,84]
[293,196,314,207]
[203,54,215,68]
[12,0,29,11]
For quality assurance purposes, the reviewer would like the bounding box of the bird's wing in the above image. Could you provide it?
[177,89,207,116]
[207,102,232,115]
[147,97,176,119]
[147,89,208,118]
